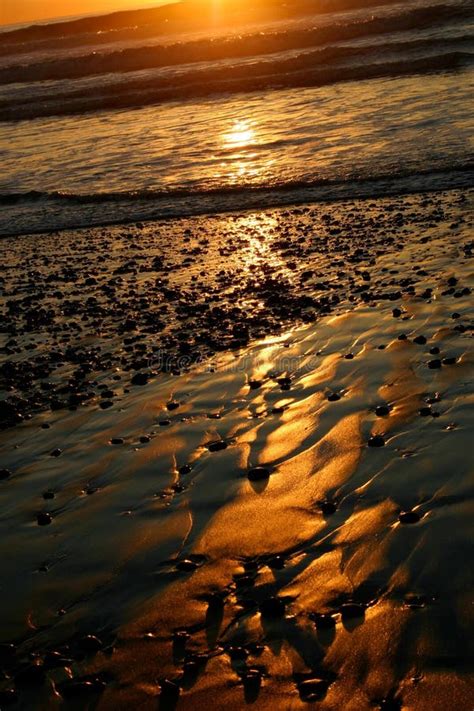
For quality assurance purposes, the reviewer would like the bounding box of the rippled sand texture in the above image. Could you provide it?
[0,190,473,709]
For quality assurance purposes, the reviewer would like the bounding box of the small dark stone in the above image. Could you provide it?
[298,678,330,702]
[429,346,440,355]
[399,510,421,524]
[139,435,150,443]
[59,679,106,698]
[268,555,285,569]
[99,400,113,410]
[0,689,18,706]
[327,392,341,402]
[15,663,46,686]
[379,697,402,711]
[110,437,124,445]
[159,419,171,426]
[160,679,180,702]
[37,512,52,526]
[249,379,262,390]
[176,559,198,572]
[0,643,16,664]
[167,401,180,410]
[248,466,270,482]
[0,468,12,480]
[413,335,427,345]
[50,448,62,457]
[447,276,458,286]
[375,405,390,417]
[78,635,102,653]
[419,407,431,417]
[392,308,402,318]
[344,353,354,359]
[442,357,457,365]
[312,613,336,630]
[42,489,55,499]
[319,500,337,516]
[451,312,460,319]
[43,651,73,668]
[207,440,227,452]
[131,372,149,386]
[368,435,385,448]
[259,597,286,618]
[428,359,442,369]
[340,602,365,620]
[227,646,248,661]
[178,464,192,475]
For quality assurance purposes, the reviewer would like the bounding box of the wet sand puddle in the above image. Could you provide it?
[0,191,473,709]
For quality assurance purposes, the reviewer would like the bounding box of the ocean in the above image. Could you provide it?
[0,0,472,236]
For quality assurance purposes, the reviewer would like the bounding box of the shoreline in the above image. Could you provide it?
[1,168,472,238]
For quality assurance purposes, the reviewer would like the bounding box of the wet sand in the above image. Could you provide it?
[0,188,473,709]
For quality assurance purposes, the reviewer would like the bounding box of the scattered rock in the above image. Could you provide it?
[368,434,385,448]
[399,510,421,524]
[247,466,270,482]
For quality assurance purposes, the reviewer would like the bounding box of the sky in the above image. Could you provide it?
[0,0,173,27]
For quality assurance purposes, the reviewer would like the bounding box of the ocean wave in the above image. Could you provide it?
[1,163,473,207]
[1,1,472,84]
[1,49,471,121]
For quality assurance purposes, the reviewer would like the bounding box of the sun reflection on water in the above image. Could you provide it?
[219,118,274,186]
[222,119,256,149]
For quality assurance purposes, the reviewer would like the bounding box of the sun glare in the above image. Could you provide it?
[222,120,256,149]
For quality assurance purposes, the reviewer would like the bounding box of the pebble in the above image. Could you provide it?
[176,559,198,572]
[0,468,12,480]
[207,440,227,452]
[375,405,390,417]
[42,490,55,499]
[131,372,149,386]
[0,689,18,706]
[413,335,427,345]
[167,401,180,410]
[399,510,421,524]
[50,448,62,457]
[340,602,365,620]
[428,359,442,369]
[78,635,103,653]
[0,643,16,664]
[227,646,248,661]
[37,512,52,526]
[442,356,457,365]
[110,437,124,445]
[160,679,180,702]
[59,679,106,698]
[312,613,336,630]
[139,435,150,443]
[178,464,192,475]
[319,500,337,516]
[15,663,46,686]
[429,346,440,355]
[368,434,385,447]
[327,392,341,402]
[298,678,330,702]
[259,597,286,618]
[247,466,270,482]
